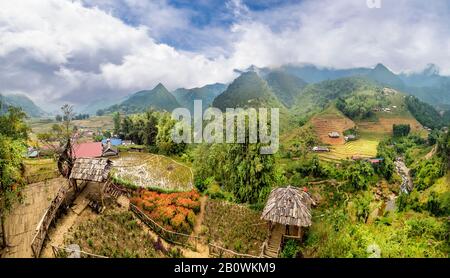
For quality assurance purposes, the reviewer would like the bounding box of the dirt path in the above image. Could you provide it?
[2,178,65,258]
[40,182,99,258]
[193,196,207,236]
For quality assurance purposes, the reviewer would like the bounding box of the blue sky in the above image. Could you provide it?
[0,0,449,109]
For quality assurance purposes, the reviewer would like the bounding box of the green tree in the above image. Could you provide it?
[156,114,186,155]
[113,112,121,136]
[0,106,28,247]
[345,161,374,190]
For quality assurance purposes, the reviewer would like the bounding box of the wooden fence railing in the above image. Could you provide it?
[31,185,68,258]
[129,203,205,249]
[51,245,107,258]
[130,203,261,258]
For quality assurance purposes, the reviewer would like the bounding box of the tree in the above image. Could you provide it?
[55,114,62,122]
[113,112,121,136]
[345,161,374,190]
[393,124,410,137]
[156,114,186,155]
[0,106,28,247]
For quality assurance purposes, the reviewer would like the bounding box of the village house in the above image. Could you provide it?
[102,139,119,157]
[328,131,340,138]
[344,134,357,142]
[312,146,330,152]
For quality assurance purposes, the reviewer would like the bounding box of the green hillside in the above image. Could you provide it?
[213,71,284,110]
[105,83,180,114]
[0,94,46,117]
[172,83,226,112]
[264,70,307,107]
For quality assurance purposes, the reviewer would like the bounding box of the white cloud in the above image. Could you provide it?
[0,0,449,110]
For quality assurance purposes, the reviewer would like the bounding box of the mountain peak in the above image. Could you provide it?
[422,63,440,76]
[154,83,167,91]
[374,63,390,72]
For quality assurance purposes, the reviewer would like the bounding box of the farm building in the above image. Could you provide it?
[73,142,103,158]
[102,139,119,157]
[328,131,340,138]
[312,146,330,152]
[101,138,122,146]
[122,140,134,146]
[368,158,384,164]
[344,134,357,141]
[261,186,315,258]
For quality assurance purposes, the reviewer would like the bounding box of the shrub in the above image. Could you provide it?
[281,240,301,258]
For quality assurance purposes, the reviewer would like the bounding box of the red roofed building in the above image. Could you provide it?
[73,142,103,158]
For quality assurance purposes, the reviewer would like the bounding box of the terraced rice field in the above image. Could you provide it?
[310,108,355,145]
[357,116,423,135]
[111,152,193,191]
[318,138,379,162]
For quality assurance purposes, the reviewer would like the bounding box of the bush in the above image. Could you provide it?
[281,239,302,258]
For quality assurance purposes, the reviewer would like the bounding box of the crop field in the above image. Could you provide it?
[318,136,379,162]
[130,189,200,234]
[357,116,423,135]
[23,158,59,183]
[28,115,113,135]
[111,152,193,191]
[203,199,268,256]
[63,209,168,258]
[310,106,355,145]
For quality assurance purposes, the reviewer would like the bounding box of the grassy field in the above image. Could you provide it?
[23,158,59,184]
[28,115,113,135]
[63,208,169,258]
[203,199,268,256]
[111,152,193,191]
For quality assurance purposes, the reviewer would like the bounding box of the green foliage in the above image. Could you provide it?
[344,161,375,191]
[336,93,382,119]
[354,192,373,223]
[113,112,121,135]
[393,124,411,137]
[397,190,422,212]
[194,141,280,204]
[155,113,186,155]
[411,157,445,190]
[375,140,395,180]
[405,95,445,129]
[281,239,302,258]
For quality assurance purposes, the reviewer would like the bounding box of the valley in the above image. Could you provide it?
[1,64,449,259]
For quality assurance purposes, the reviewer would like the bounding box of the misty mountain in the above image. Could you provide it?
[105,83,180,114]
[264,70,307,107]
[0,93,46,117]
[172,83,226,112]
[212,71,284,111]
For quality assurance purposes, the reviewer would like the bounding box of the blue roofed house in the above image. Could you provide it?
[101,138,122,146]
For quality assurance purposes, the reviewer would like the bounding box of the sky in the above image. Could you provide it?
[0,0,449,110]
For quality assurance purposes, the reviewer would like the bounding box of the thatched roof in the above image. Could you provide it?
[69,158,113,182]
[261,186,315,227]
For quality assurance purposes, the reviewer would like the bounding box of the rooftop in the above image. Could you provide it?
[261,186,315,227]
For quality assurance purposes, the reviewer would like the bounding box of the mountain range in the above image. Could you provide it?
[0,93,46,117]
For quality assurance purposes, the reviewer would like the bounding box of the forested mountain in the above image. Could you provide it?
[245,63,450,107]
[212,71,284,111]
[264,70,307,107]
[0,93,46,117]
[104,83,180,114]
[172,83,226,112]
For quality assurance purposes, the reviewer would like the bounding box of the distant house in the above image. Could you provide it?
[312,146,330,152]
[328,132,340,138]
[25,147,39,158]
[344,134,357,141]
[102,139,119,157]
[101,138,122,146]
[73,142,103,158]
[368,158,384,164]
[122,140,134,146]
[351,155,363,160]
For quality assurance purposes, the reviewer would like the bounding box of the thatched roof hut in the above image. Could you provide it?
[261,186,315,227]
[69,158,113,183]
